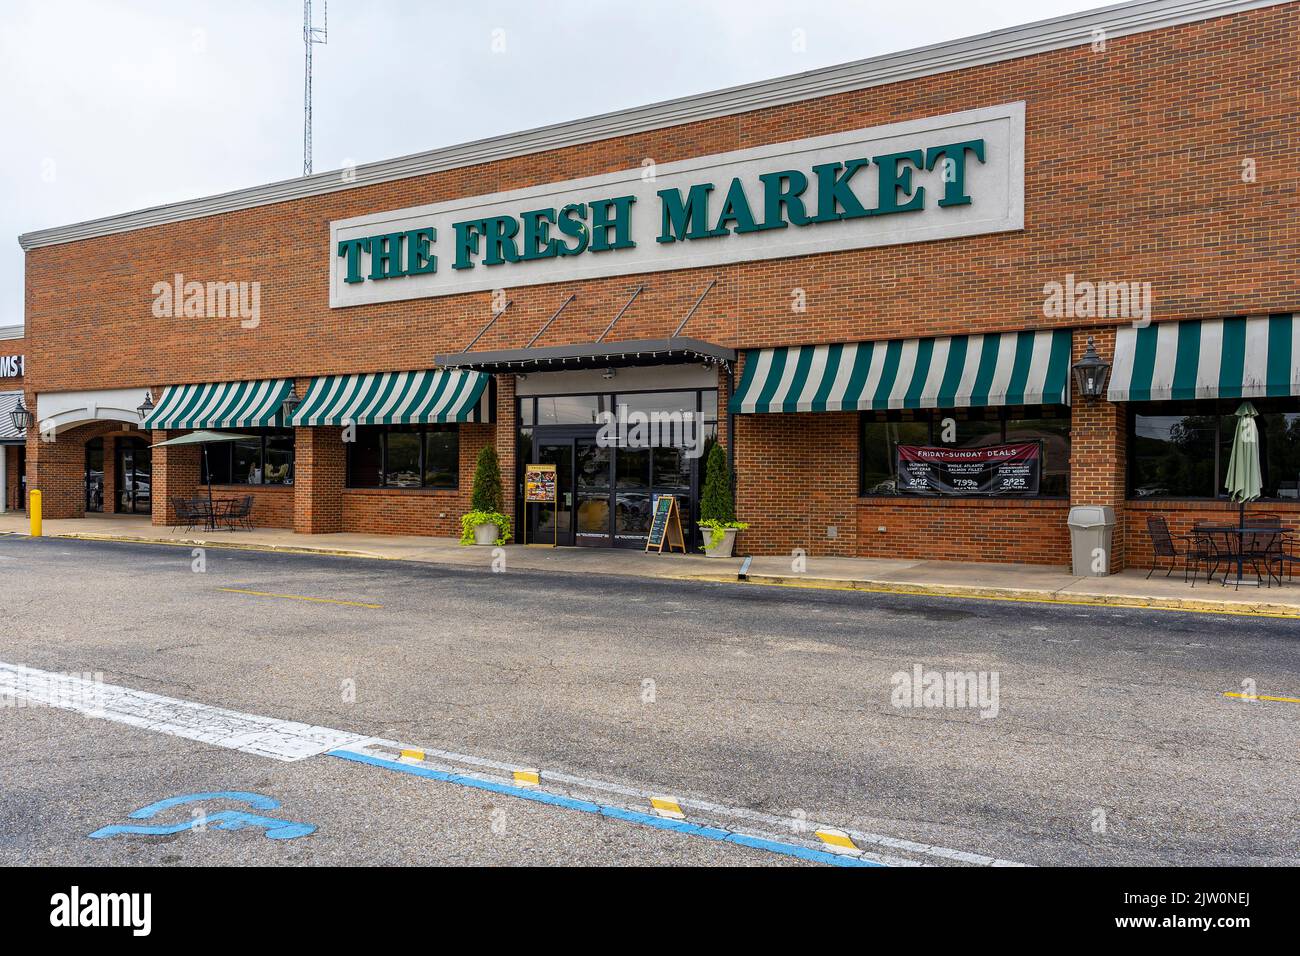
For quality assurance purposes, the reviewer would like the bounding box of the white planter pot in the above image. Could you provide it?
[473,522,498,546]
[704,527,737,558]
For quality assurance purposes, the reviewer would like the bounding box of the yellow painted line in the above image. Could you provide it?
[687,574,1300,620]
[650,796,685,820]
[513,769,540,786]
[814,828,859,853]
[399,748,426,761]
[1224,692,1300,705]
[219,588,382,609]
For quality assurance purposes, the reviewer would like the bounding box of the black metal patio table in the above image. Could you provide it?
[1194,525,1292,588]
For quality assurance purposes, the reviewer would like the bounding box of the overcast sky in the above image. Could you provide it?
[0,0,1105,328]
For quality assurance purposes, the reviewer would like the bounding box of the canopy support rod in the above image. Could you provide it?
[526,294,577,349]
[596,286,644,343]
[674,279,717,336]
[462,299,513,354]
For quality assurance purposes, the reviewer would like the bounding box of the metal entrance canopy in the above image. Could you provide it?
[434,336,735,374]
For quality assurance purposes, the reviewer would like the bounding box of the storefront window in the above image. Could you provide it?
[423,428,458,488]
[347,425,460,490]
[1129,399,1300,499]
[201,429,295,485]
[537,394,608,425]
[860,415,928,495]
[860,406,1070,497]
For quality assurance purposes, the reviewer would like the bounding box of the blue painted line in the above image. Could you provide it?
[328,748,881,867]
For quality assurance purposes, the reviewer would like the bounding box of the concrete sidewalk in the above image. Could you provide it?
[3,512,1299,617]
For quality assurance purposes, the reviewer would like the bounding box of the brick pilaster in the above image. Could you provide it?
[151,429,201,526]
[1069,327,1128,571]
[493,374,518,530]
[294,426,344,533]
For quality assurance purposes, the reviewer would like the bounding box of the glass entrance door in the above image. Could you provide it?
[85,438,104,513]
[532,438,574,546]
[574,436,612,547]
[115,438,152,514]
[530,431,614,547]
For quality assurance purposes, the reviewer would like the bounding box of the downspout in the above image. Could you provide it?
[726,364,736,503]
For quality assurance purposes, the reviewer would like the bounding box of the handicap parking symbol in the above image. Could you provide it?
[90,791,315,841]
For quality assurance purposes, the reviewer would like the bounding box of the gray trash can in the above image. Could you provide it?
[1067,505,1116,576]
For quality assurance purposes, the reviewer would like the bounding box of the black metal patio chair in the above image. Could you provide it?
[222,495,254,531]
[1145,516,1210,583]
[170,496,204,533]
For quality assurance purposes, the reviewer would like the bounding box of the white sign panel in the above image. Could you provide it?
[330,102,1024,308]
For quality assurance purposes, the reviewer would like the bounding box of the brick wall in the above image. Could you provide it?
[199,484,294,529]
[1125,493,1300,570]
[151,431,200,526]
[857,498,1072,566]
[734,410,860,557]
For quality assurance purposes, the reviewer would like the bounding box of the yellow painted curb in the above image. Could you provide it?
[513,769,540,786]
[650,797,685,820]
[814,828,859,853]
[680,572,1300,620]
[399,748,426,761]
[49,531,393,561]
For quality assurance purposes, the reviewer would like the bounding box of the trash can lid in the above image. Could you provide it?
[1067,505,1116,527]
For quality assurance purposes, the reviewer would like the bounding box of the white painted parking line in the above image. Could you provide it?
[0,660,1024,866]
[0,661,369,761]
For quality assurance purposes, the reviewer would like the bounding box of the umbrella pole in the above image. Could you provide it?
[204,443,214,531]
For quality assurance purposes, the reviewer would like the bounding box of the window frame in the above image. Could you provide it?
[200,428,295,486]
[858,405,1071,499]
[1127,398,1300,502]
[345,423,461,491]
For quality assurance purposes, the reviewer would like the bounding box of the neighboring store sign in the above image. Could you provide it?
[896,442,1041,496]
[0,355,22,378]
[331,103,1024,307]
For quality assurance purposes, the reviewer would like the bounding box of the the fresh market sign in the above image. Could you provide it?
[0,354,22,378]
[330,103,1023,307]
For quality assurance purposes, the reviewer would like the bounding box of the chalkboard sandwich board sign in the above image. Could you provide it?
[645,494,686,553]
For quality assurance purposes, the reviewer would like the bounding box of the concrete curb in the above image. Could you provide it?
[14,528,1300,618]
[723,572,1300,618]
[43,531,396,561]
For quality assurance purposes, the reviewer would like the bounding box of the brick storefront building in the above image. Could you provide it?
[14,0,1300,570]
[0,324,25,512]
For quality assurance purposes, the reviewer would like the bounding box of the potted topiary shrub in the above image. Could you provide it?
[460,445,512,546]
[698,443,746,558]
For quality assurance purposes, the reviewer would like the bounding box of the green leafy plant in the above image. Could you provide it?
[698,443,746,549]
[461,446,511,545]
[460,509,513,546]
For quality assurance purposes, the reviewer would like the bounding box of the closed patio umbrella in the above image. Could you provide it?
[150,430,248,527]
[1223,402,1263,585]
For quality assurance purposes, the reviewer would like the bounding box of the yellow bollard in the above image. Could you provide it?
[29,489,41,538]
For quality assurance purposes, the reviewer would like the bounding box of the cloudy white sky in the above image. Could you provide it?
[0,0,1106,328]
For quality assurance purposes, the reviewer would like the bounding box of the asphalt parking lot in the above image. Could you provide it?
[1,535,1297,866]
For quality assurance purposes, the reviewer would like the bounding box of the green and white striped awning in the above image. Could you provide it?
[143,379,292,430]
[1109,315,1300,402]
[290,369,492,426]
[730,329,1072,413]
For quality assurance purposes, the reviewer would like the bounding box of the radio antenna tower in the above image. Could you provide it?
[303,0,328,176]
